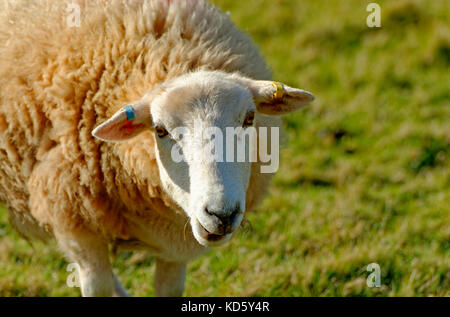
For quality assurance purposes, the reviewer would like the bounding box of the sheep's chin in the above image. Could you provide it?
[191,219,233,247]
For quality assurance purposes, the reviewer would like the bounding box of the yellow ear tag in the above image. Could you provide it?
[272,82,285,102]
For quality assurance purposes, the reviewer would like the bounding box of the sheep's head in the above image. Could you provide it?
[92,71,314,247]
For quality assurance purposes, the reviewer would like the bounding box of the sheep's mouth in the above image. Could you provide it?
[198,223,227,242]
[191,218,236,247]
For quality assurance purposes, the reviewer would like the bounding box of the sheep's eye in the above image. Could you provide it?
[155,126,168,138]
[243,111,255,127]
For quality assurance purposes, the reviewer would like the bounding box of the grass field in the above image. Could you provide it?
[0,0,449,296]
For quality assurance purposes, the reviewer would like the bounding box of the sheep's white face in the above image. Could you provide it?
[150,73,254,246]
[92,71,314,247]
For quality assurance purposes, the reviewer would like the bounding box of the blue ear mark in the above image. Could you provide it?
[123,105,136,121]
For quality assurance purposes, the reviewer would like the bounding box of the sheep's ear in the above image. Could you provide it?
[92,103,152,142]
[234,76,315,115]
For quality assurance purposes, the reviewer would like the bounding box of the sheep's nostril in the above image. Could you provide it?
[203,207,223,235]
[204,206,214,216]
[217,209,239,234]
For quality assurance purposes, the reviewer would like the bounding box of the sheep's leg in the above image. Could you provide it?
[113,274,130,297]
[154,258,187,297]
[28,147,115,296]
[56,230,114,297]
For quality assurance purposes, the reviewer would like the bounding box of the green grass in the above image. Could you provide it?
[0,0,449,296]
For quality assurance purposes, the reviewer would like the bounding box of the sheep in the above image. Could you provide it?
[0,0,314,296]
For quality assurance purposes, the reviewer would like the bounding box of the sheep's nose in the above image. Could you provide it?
[204,205,240,235]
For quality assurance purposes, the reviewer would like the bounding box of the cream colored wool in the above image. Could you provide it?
[0,0,276,257]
